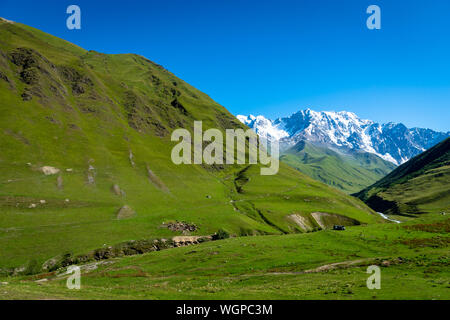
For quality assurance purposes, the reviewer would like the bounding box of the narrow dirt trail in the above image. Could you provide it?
[236,258,376,278]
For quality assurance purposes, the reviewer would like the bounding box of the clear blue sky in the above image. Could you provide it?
[1,0,449,131]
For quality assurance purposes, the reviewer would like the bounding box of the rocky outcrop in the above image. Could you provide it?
[172,235,211,247]
[164,221,198,233]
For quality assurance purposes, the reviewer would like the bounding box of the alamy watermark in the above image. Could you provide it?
[367,5,381,30]
[366,265,381,289]
[65,5,379,31]
[66,5,81,30]
[171,121,279,175]
[66,265,81,290]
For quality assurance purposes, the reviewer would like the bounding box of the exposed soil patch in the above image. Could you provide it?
[3,129,30,145]
[399,236,450,249]
[116,205,135,220]
[287,214,313,232]
[146,164,169,193]
[311,212,360,230]
[403,219,450,233]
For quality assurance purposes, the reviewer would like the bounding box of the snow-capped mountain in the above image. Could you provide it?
[237,109,449,165]
[236,115,289,141]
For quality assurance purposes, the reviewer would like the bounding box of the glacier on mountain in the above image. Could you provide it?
[237,108,449,165]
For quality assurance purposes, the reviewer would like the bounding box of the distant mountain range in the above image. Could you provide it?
[237,109,450,165]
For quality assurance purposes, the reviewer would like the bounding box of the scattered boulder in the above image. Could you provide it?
[164,221,197,233]
[42,256,60,271]
[28,203,36,208]
[12,266,25,276]
[116,205,136,220]
[39,200,46,204]
[93,246,114,260]
[381,260,391,267]
[40,166,60,175]
[42,253,74,271]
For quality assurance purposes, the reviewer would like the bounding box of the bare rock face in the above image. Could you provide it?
[116,205,136,220]
[0,17,15,24]
[172,235,212,247]
[288,214,313,232]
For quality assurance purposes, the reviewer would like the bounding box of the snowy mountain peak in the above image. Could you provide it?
[237,109,449,165]
[236,114,289,140]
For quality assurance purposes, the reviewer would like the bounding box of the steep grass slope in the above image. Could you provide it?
[281,141,396,194]
[356,138,450,215]
[0,18,379,270]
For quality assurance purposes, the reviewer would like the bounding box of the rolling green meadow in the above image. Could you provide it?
[281,140,397,194]
[0,18,448,300]
[0,214,448,299]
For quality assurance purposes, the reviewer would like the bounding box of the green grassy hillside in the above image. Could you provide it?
[0,19,380,271]
[281,141,396,194]
[1,214,448,299]
[356,138,450,216]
